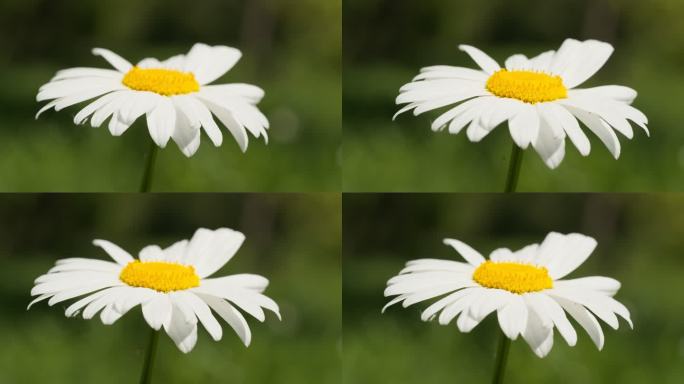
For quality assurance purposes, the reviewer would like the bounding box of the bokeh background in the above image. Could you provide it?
[0,193,341,383]
[343,194,684,383]
[343,0,684,191]
[0,0,341,191]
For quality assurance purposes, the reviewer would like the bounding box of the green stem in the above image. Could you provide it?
[503,143,524,193]
[139,329,159,384]
[490,332,511,384]
[139,141,158,192]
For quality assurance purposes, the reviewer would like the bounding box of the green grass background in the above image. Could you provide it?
[343,0,684,191]
[0,0,341,192]
[343,194,684,383]
[0,194,341,383]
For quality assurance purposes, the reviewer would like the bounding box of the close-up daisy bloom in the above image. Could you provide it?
[383,232,632,363]
[395,39,648,173]
[29,227,280,355]
[36,43,269,158]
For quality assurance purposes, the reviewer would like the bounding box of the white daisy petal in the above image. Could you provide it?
[171,100,202,157]
[508,103,539,149]
[544,102,590,156]
[504,54,529,71]
[92,48,133,73]
[142,294,172,330]
[560,40,614,89]
[565,105,621,159]
[146,97,175,147]
[92,239,134,265]
[164,302,198,353]
[139,245,165,262]
[442,238,486,266]
[522,307,554,358]
[497,294,527,340]
[552,295,604,350]
[182,228,246,277]
[537,232,597,279]
[458,45,501,74]
[198,293,252,346]
[184,43,242,85]
[569,85,637,104]
[533,109,566,169]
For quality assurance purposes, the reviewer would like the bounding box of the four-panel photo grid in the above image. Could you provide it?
[1,1,682,383]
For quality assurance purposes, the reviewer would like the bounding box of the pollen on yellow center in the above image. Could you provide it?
[485,69,567,104]
[119,260,200,293]
[122,67,200,96]
[472,260,553,294]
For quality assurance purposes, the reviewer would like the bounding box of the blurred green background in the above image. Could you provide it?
[343,194,684,383]
[0,193,341,383]
[0,0,341,192]
[343,0,684,191]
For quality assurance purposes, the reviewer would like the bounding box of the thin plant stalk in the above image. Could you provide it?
[490,331,511,384]
[503,143,524,193]
[139,142,158,192]
[139,329,160,384]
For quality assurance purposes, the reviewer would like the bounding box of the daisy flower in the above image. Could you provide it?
[29,228,280,353]
[36,43,269,157]
[383,232,632,358]
[395,39,648,169]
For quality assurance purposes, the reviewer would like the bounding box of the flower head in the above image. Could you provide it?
[383,232,632,358]
[29,228,280,353]
[395,39,648,169]
[37,43,269,157]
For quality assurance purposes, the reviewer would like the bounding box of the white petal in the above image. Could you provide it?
[199,98,249,152]
[552,295,604,350]
[184,43,242,85]
[183,228,246,277]
[508,103,539,149]
[522,307,554,358]
[142,294,172,330]
[201,84,265,104]
[544,102,590,156]
[458,45,500,74]
[139,245,165,262]
[146,97,175,147]
[201,274,270,293]
[528,293,577,346]
[92,239,134,265]
[554,276,621,296]
[163,240,189,263]
[137,58,163,68]
[565,105,621,159]
[438,287,483,325]
[177,291,223,341]
[420,287,477,321]
[569,85,637,104]
[442,238,485,266]
[547,289,619,329]
[504,54,529,71]
[497,294,527,340]
[92,48,133,73]
[182,95,223,146]
[171,100,202,157]
[449,97,492,135]
[536,232,597,279]
[164,302,198,353]
[533,107,566,169]
[73,91,125,125]
[528,50,555,72]
[558,40,614,89]
[198,293,252,346]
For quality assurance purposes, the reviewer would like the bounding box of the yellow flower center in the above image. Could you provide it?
[485,69,567,104]
[119,260,200,293]
[122,67,200,96]
[472,260,553,294]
